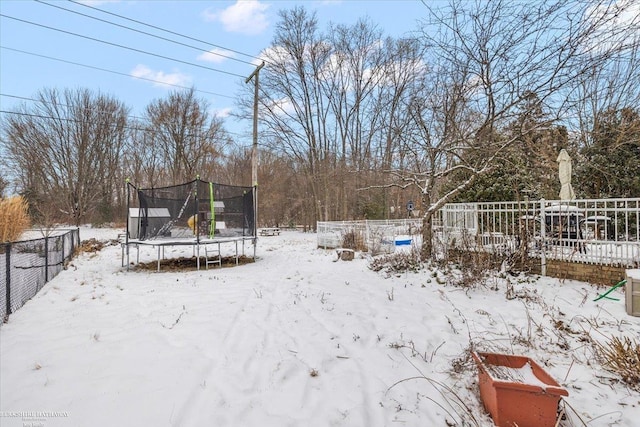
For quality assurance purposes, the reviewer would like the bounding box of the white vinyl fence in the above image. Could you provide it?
[317,198,640,268]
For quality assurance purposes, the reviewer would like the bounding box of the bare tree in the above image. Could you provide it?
[323,24,431,220]
[123,121,167,189]
[321,19,387,218]
[567,12,640,197]
[394,0,640,257]
[372,37,428,218]
[253,7,334,226]
[247,7,427,225]
[2,88,128,225]
[143,88,229,184]
[234,1,636,234]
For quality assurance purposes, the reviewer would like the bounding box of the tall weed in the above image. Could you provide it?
[0,196,30,242]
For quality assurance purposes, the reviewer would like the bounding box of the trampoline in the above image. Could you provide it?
[124,178,257,271]
[123,236,255,271]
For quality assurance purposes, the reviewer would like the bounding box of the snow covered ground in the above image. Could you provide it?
[1,227,639,426]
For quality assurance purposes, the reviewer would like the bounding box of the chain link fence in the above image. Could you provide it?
[1,228,80,322]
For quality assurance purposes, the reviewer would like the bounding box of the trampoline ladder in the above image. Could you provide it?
[205,243,222,269]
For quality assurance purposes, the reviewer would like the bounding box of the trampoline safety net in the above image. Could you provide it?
[127,179,255,241]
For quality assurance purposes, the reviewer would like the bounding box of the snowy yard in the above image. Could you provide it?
[1,228,638,426]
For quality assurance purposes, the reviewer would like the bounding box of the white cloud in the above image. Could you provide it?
[130,65,191,88]
[197,48,236,64]
[214,107,233,118]
[202,1,269,36]
[584,0,640,52]
[254,46,288,66]
[590,0,639,29]
[269,97,296,116]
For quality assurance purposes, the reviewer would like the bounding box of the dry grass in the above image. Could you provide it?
[77,238,109,254]
[341,230,366,251]
[0,196,30,242]
[594,335,640,391]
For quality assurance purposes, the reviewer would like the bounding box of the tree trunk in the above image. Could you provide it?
[421,192,433,259]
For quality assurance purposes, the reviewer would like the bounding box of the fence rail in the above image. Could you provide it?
[436,198,640,269]
[317,198,640,269]
[1,228,80,322]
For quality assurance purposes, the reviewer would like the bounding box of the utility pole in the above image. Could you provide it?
[246,61,265,244]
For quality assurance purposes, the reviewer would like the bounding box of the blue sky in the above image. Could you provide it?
[0,0,431,138]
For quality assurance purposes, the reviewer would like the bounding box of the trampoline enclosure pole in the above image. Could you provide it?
[209,182,215,238]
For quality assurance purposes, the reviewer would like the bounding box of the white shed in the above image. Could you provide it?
[128,207,171,239]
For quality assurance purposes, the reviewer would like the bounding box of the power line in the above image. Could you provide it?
[0,14,247,79]
[35,0,257,66]
[0,95,249,139]
[0,46,236,100]
[68,0,266,64]
[1,93,145,123]
[0,108,250,141]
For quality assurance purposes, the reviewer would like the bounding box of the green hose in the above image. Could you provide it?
[593,279,627,302]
